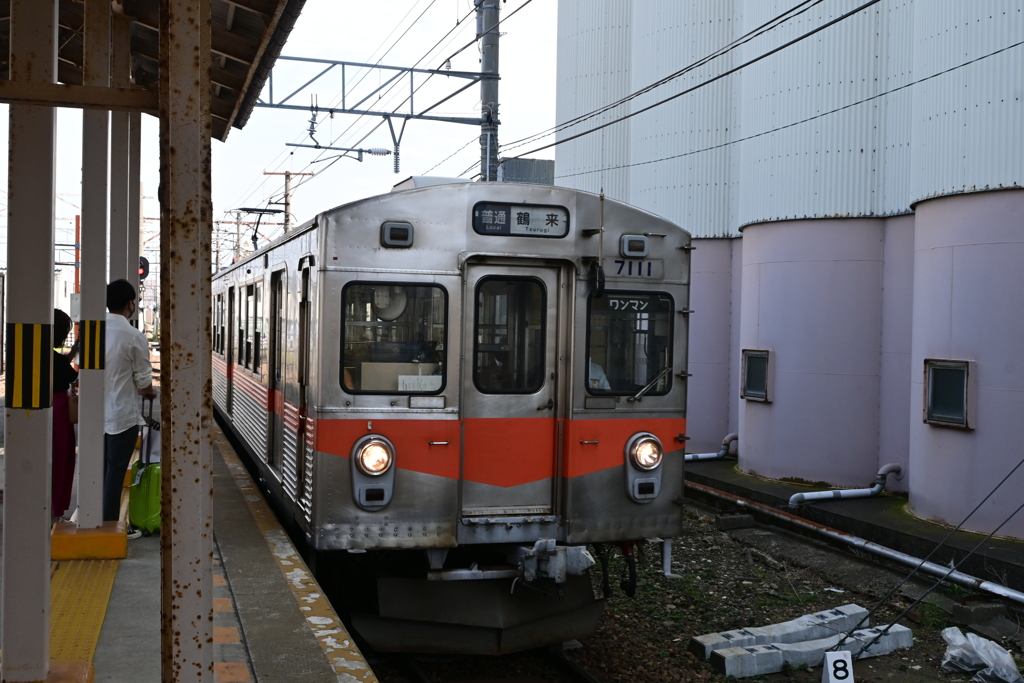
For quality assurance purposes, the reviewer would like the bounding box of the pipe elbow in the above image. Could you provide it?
[718,433,739,457]
[877,463,903,479]
[788,492,806,507]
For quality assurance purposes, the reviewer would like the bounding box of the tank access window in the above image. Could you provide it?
[474,278,546,393]
[924,359,975,429]
[586,291,673,396]
[741,349,773,402]
[342,283,447,394]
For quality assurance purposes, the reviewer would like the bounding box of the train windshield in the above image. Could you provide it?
[341,283,447,394]
[474,277,546,393]
[586,291,673,396]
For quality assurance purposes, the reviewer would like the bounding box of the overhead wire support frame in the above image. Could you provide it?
[257,56,495,174]
[256,56,490,126]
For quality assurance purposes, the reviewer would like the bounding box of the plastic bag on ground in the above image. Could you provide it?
[940,627,1024,683]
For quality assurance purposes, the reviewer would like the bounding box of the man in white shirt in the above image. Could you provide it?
[104,279,156,522]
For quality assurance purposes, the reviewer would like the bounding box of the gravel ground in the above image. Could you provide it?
[373,508,1024,682]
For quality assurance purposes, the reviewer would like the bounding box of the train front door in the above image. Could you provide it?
[461,263,568,523]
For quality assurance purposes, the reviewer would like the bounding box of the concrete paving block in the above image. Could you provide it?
[709,644,785,678]
[970,615,1019,642]
[710,625,914,678]
[951,601,1006,625]
[689,603,869,659]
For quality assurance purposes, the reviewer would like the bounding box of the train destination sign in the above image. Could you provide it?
[472,202,570,238]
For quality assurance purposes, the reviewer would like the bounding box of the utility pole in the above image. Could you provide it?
[234,211,241,262]
[477,0,500,182]
[264,170,314,232]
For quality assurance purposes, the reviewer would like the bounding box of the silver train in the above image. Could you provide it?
[212,180,692,654]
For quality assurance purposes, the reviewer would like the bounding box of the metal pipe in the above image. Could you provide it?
[660,538,681,578]
[685,432,738,462]
[788,464,903,507]
[686,480,1024,605]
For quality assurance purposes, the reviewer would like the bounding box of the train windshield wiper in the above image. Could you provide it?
[627,366,672,403]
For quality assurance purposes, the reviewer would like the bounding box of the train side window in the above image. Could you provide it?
[586,291,673,396]
[341,283,447,394]
[474,277,546,394]
[213,293,225,355]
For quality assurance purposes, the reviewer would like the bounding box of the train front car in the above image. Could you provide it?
[314,182,691,654]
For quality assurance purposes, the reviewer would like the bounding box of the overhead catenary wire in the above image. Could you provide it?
[225,0,448,222]
[498,0,830,155]
[554,37,1024,180]
[288,0,535,198]
[508,0,886,161]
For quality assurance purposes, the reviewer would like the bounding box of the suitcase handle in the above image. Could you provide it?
[141,396,155,465]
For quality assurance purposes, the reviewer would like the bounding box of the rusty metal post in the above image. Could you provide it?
[159,0,214,680]
[77,0,111,529]
[2,0,57,680]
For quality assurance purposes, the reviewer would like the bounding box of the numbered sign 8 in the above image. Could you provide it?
[822,651,854,682]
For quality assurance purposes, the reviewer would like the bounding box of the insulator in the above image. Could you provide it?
[394,145,400,174]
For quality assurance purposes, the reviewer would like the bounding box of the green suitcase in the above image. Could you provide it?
[129,397,161,535]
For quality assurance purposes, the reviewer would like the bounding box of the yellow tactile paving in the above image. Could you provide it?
[49,559,119,662]
[214,661,251,682]
[212,426,378,683]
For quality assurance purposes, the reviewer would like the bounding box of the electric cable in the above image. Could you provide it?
[509,0,885,161]
[288,0,535,196]
[225,0,444,220]
[498,0,829,154]
[826,448,1024,653]
[854,496,1024,660]
[421,134,479,175]
[554,37,1024,179]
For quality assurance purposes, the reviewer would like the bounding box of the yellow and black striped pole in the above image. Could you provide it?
[79,319,106,371]
[5,323,52,410]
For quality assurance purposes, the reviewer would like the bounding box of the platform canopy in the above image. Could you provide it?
[0,0,304,140]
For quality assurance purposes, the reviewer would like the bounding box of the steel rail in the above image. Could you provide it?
[685,481,1024,605]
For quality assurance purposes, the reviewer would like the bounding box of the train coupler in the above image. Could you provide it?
[508,539,595,584]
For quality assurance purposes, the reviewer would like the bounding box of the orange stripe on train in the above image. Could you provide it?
[562,417,686,478]
[316,419,460,481]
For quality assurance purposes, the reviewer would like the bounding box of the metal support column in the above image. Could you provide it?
[1,0,58,680]
[109,10,132,283]
[128,112,142,324]
[77,0,111,529]
[476,0,500,181]
[159,0,214,680]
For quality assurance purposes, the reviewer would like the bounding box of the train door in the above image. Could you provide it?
[294,264,312,502]
[461,263,566,519]
[226,285,235,414]
[267,270,285,471]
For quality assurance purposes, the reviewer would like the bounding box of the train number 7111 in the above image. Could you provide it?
[614,259,653,277]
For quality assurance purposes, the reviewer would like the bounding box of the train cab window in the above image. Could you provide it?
[341,283,447,394]
[213,293,225,355]
[239,283,262,374]
[474,278,546,394]
[586,291,673,396]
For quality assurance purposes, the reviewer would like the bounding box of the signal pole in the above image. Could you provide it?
[264,170,314,232]
[477,0,500,181]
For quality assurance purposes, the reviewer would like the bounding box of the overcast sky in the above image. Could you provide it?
[0,0,558,267]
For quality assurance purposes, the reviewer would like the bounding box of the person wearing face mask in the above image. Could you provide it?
[103,279,156,532]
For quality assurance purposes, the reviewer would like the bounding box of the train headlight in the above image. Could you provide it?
[354,436,394,476]
[627,433,663,471]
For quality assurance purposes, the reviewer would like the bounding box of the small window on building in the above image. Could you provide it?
[924,359,975,429]
[741,349,772,402]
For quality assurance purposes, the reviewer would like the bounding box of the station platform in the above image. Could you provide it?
[685,457,1024,594]
[26,425,378,683]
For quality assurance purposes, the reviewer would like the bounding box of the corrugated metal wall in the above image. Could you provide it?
[910,2,1024,201]
[555,0,634,202]
[553,0,1023,235]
